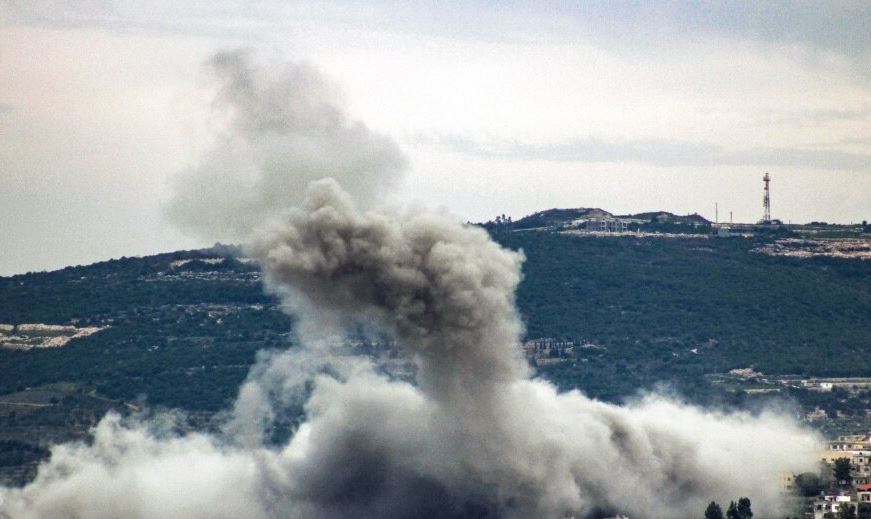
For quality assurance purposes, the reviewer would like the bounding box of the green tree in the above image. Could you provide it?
[726,501,739,519]
[839,503,857,519]
[795,472,823,496]
[834,458,853,486]
[857,502,871,519]
[736,497,753,519]
[705,501,724,519]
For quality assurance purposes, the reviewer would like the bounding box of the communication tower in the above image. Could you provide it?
[762,172,771,223]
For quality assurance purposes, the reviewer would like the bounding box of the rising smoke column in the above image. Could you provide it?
[1,51,820,519]
[164,49,407,242]
[247,178,528,403]
[236,178,819,519]
[0,181,819,519]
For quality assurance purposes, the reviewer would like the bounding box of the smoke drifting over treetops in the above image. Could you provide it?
[1,52,819,519]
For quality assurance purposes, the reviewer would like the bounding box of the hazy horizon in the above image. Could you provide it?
[2,1,870,275]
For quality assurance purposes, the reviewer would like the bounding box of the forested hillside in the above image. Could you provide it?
[0,231,868,426]
[493,231,871,401]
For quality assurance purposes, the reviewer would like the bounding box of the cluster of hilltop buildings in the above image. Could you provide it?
[786,434,871,518]
[562,209,712,234]
[522,338,607,367]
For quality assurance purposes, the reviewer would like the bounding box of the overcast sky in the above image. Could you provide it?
[2,1,870,275]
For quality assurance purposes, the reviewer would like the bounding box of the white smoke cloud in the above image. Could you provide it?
[0,52,821,519]
[164,49,407,242]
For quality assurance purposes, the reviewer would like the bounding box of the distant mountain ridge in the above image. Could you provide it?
[487,207,712,231]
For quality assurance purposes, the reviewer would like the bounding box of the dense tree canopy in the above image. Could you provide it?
[705,501,724,519]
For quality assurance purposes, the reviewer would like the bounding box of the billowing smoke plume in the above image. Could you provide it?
[238,180,819,518]
[1,52,819,519]
[247,178,528,403]
[1,180,818,519]
[164,50,407,241]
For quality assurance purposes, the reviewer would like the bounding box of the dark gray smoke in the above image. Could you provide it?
[1,52,819,518]
[164,50,407,242]
[247,178,528,403]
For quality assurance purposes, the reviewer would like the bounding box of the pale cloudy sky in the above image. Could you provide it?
[1,1,870,275]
